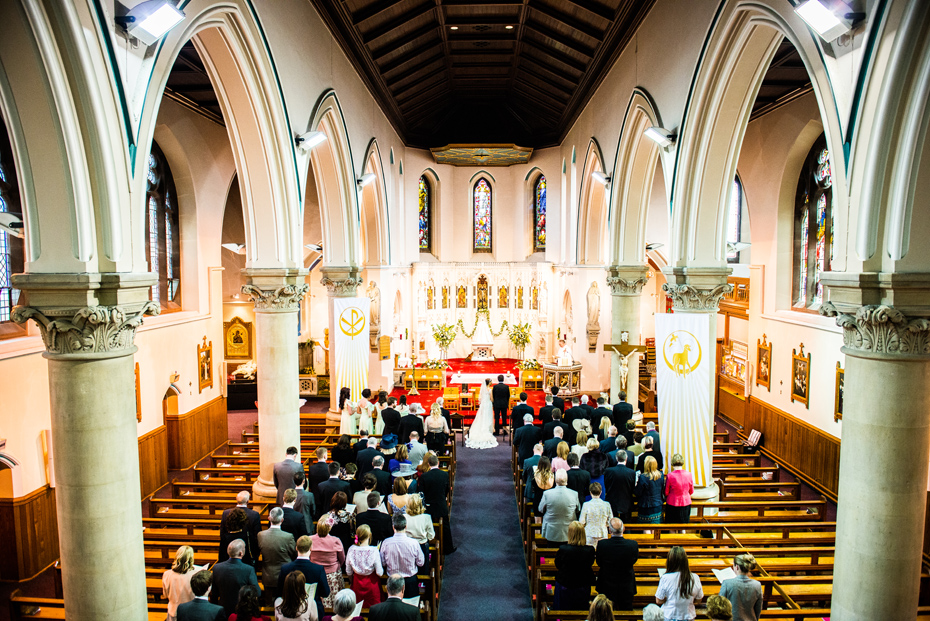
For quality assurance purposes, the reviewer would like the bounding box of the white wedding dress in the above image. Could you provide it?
[465,382,499,449]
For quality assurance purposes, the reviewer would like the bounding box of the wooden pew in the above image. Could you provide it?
[717,478,800,501]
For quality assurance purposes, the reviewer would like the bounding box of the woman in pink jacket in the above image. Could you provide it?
[664,453,694,524]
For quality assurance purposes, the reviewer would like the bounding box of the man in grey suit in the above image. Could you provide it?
[538,469,579,545]
[406,431,428,466]
[177,570,226,621]
[210,539,259,615]
[257,507,296,604]
[273,446,304,507]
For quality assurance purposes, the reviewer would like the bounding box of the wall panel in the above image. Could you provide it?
[717,385,746,428]
[138,425,168,498]
[0,485,59,581]
[165,396,227,470]
[744,397,841,497]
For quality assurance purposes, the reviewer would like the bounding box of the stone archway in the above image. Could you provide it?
[576,139,608,265]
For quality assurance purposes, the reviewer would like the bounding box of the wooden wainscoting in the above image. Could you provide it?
[717,376,746,428]
[744,396,841,497]
[138,425,168,498]
[165,396,228,470]
[0,485,59,581]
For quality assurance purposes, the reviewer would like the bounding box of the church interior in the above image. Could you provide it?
[0,0,929,620]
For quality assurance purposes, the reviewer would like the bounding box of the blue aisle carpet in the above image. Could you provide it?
[438,438,534,621]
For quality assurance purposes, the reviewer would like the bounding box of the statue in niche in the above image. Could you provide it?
[477,275,489,310]
[427,286,435,310]
[442,286,449,309]
[539,284,549,316]
[499,285,509,308]
[456,285,467,309]
[563,290,572,327]
[517,286,524,309]
[367,280,381,330]
[531,286,538,310]
[586,282,600,329]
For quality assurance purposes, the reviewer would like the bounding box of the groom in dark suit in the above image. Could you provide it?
[492,375,511,435]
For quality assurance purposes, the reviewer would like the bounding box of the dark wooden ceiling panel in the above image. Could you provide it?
[307,0,656,147]
[750,39,814,121]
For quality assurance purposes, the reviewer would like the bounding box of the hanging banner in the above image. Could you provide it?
[334,297,370,401]
[655,313,713,487]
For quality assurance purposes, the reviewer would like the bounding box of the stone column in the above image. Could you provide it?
[12,274,157,621]
[242,269,309,500]
[606,265,650,411]
[822,299,930,621]
[660,267,731,498]
[320,267,363,420]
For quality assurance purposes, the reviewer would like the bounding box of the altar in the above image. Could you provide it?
[542,362,583,397]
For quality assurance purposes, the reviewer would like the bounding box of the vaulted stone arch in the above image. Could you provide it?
[576,139,608,265]
[360,139,390,266]
[670,2,845,268]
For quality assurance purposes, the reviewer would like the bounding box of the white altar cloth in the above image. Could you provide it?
[449,372,517,385]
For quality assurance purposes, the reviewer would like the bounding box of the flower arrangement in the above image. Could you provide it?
[508,322,533,349]
[516,358,541,370]
[419,358,449,369]
[432,323,457,349]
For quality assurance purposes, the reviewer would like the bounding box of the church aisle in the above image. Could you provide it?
[437,439,534,621]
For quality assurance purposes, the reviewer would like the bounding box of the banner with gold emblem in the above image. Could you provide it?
[334,297,370,401]
[655,313,713,487]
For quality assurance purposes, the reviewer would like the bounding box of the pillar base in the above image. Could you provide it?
[691,482,719,518]
[252,477,277,502]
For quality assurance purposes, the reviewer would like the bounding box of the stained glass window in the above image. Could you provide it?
[473,178,492,252]
[418,176,430,252]
[727,178,742,262]
[793,135,833,309]
[0,165,12,322]
[0,157,22,326]
[145,142,181,310]
[534,175,546,251]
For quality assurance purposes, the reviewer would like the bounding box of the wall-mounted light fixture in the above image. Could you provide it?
[115,1,185,45]
[357,173,377,188]
[794,0,864,42]
[644,127,676,149]
[295,131,327,153]
[591,171,611,186]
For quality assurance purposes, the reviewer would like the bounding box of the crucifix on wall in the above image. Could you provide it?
[603,331,647,393]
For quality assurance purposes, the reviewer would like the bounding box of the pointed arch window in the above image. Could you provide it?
[473,178,492,253]
[727,177,743,263]
[793,134,833,309]
[533,175,547,251]
[418,175,431,252]
[0,119,23,329]
[146,142,181,310]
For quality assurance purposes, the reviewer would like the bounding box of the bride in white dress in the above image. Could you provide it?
[465,378,498,449]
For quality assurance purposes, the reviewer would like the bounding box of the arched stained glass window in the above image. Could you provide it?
[726,177,742,262]
[0,117,23,329]
[146,142,181,310]
[473,178,492,252]
[793,134,833,309]
[534,175,546,251]
[418,176,431,252]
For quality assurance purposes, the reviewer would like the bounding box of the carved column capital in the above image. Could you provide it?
[606,265,651,296]
[241,284,309,312]
[820,302,930,359]
[320,276,363,297]
[661,282,733,312]
[12,302,160,360]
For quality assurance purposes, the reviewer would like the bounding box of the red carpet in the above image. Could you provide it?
[389,358,550,426]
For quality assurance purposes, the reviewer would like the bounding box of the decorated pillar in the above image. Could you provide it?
[822,275,930,621]
[242,269,309,500]
[12,274,157,621]
[606,265,650,410]
[320,266,363,418]
[659,267,731,494]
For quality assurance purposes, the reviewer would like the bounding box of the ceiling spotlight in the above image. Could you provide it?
[357,173,377,188]
[645,242,664,251]
[115,0,185,46]
[505,25,514,29]
[644,127,676,148]
[0,212,24,238]
[295,131,326,152]
[304,243,323,252]
[794,0,863,42]
[450,26,458,30]
[591,171,611,186]
[221,243,246,254]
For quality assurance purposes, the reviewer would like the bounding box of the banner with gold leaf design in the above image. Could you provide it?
[334,297,370,401]
[655,313,713,487]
